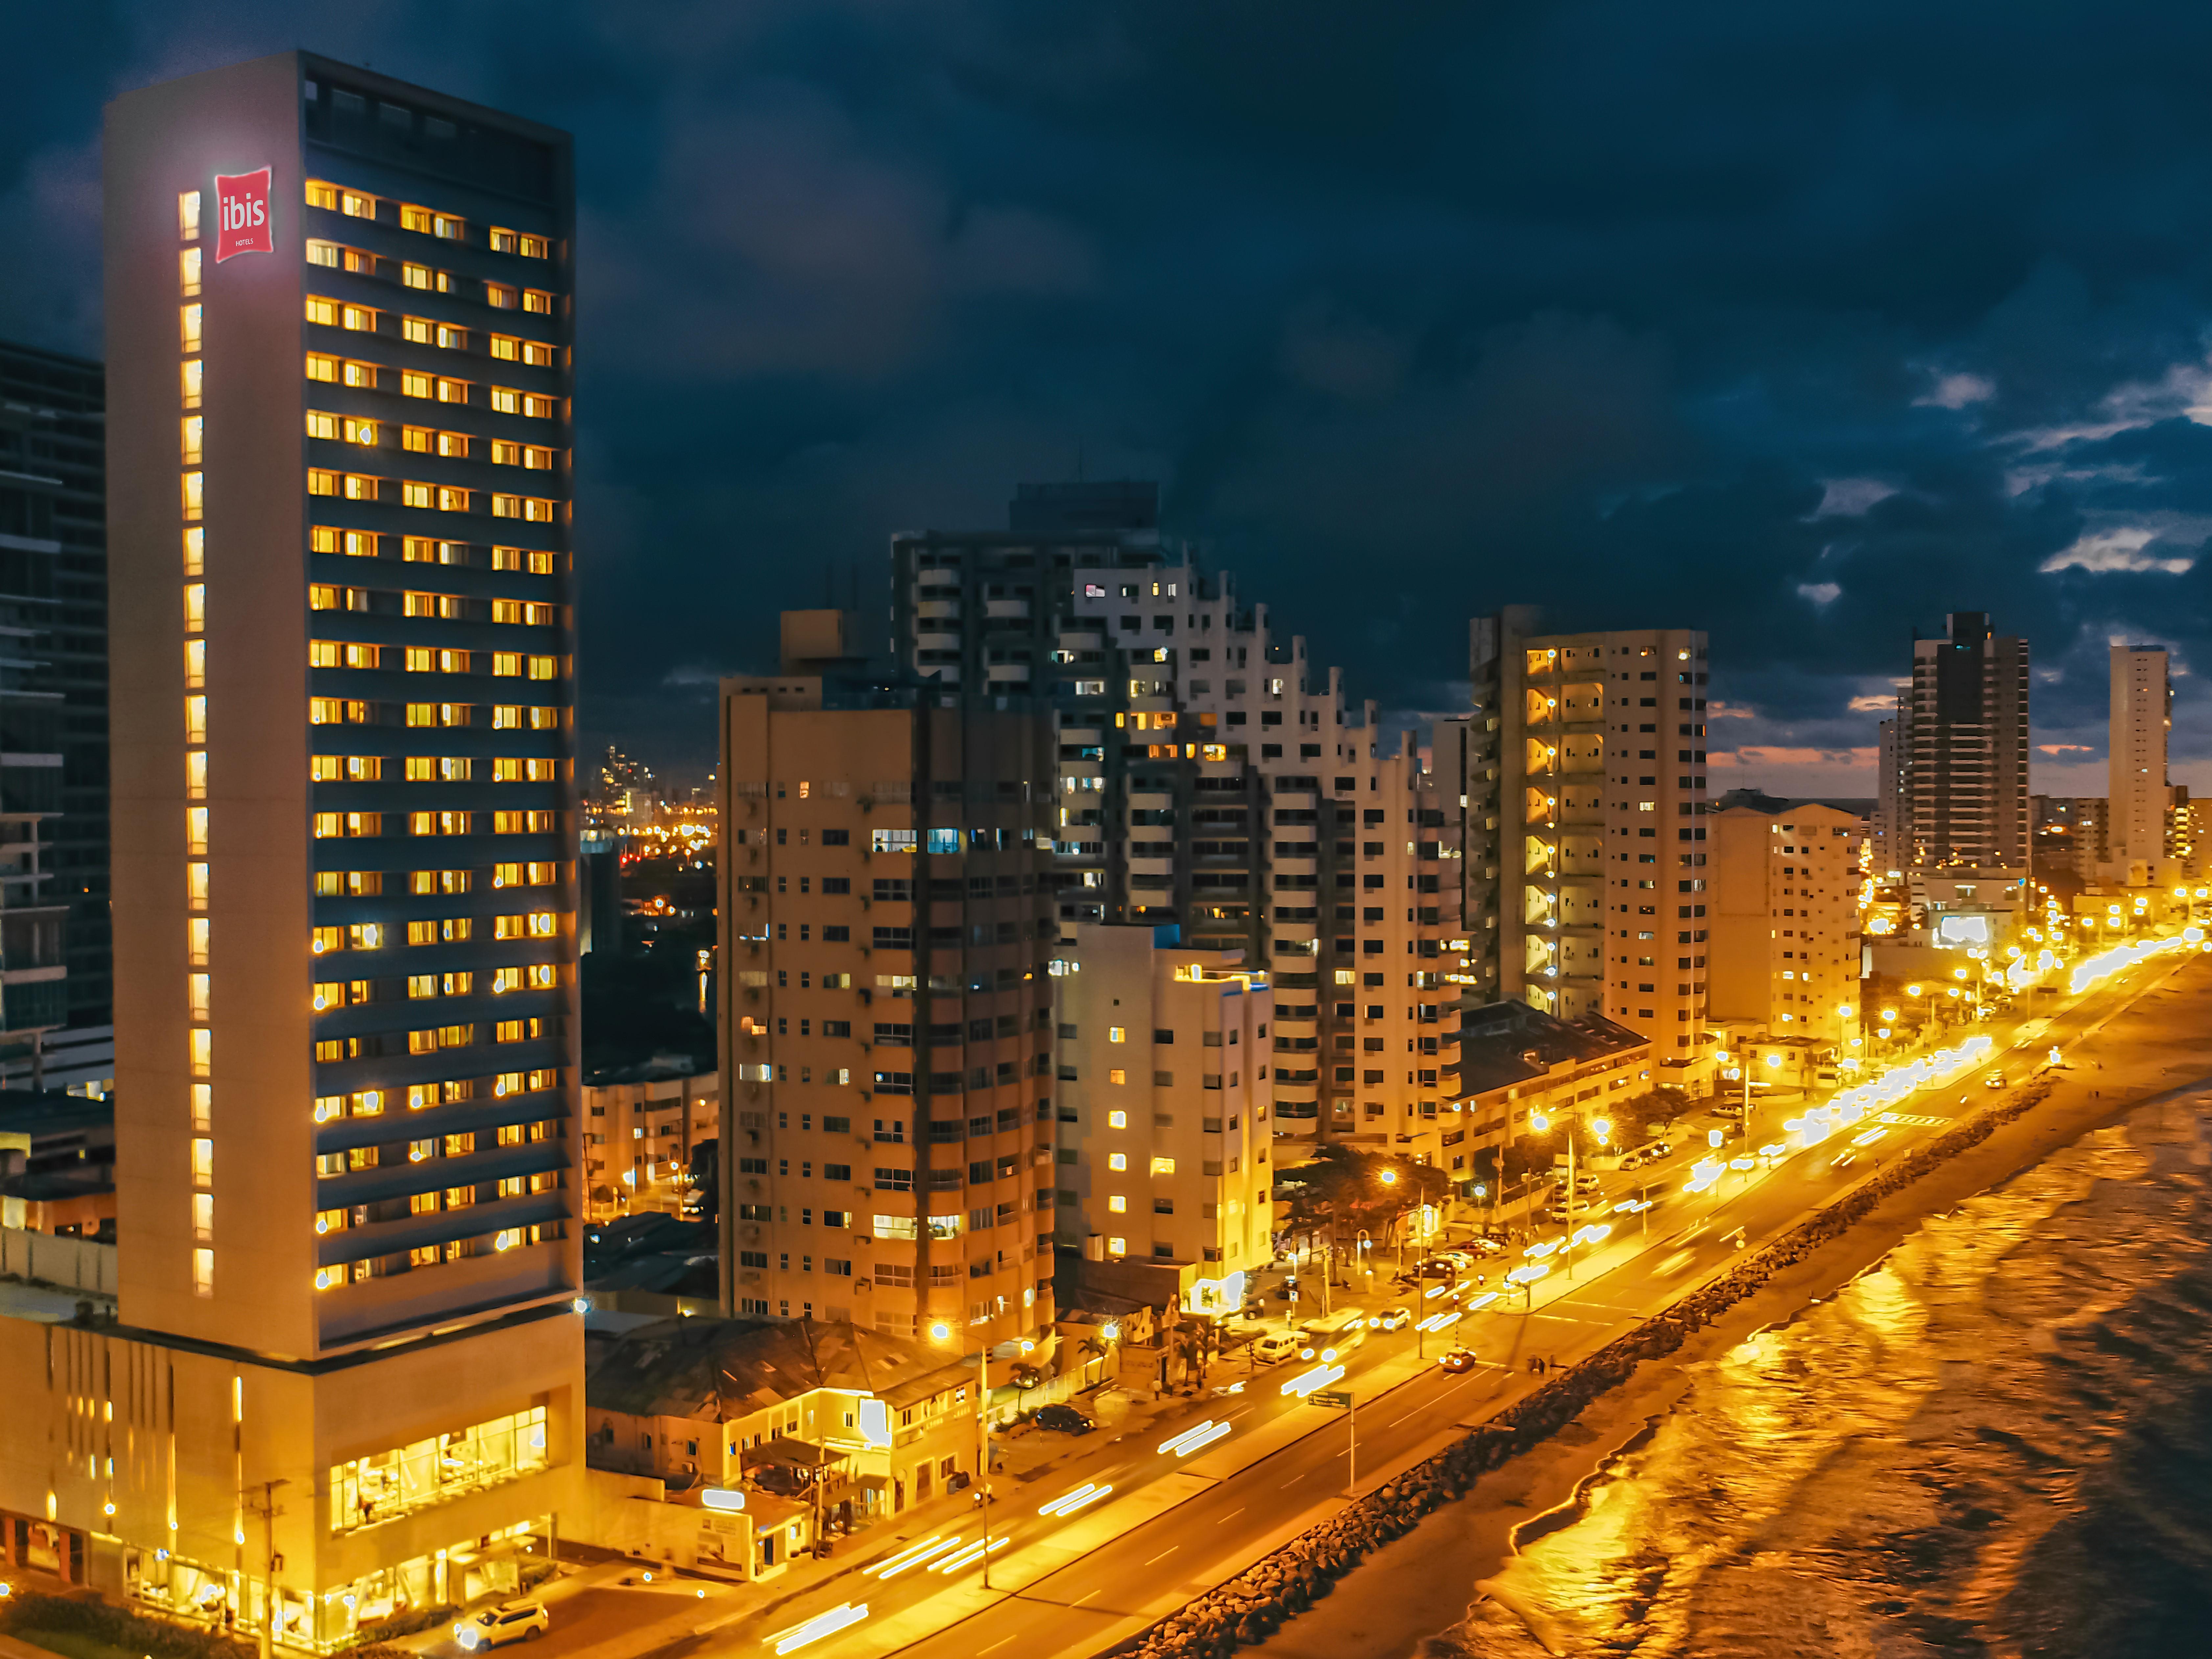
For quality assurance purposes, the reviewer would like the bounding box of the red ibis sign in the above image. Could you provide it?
[213,167,271,262]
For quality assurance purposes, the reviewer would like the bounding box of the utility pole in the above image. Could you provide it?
[244,1478,288,1659]
[976,1346,992,1589]
[1563,1121,1577,1281]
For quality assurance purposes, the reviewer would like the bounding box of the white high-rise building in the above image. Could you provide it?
[2107,644,2170,875]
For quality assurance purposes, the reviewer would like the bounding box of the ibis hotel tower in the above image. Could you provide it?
[0,52,582,1642]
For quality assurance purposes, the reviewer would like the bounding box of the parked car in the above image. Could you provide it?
[1464,1236,1506,1256]
[1035,1404,1094,1435]
[1438,1349,1479,1374]
[1371,1305,1414,1331]
[454,1602,548,1650]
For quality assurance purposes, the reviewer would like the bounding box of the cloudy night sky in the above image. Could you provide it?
[9,2,2212,796]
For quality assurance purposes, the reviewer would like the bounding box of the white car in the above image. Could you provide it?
[455,1601,549,1650]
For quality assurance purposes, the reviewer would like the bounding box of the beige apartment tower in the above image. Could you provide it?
[717,618,1059,1359]
[0,54,582,1647]
[1707,800,1863,1052]
[1050,923,1275,1307]
[1469,608,1714,1084]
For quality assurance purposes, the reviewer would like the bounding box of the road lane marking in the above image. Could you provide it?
[979,1641,1015,1655]
[1143,1547,1178,1565]
[1071,1591,1100,1607]
[1222,1507,1246,1522]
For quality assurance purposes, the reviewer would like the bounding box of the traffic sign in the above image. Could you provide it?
[1308,1390,1352,1409]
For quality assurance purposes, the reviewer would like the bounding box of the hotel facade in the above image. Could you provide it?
[0,53,582,1646]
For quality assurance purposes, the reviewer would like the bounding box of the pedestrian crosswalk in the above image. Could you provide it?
[1876,1111,1950,1128]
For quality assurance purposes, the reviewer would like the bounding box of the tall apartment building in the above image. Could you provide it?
[715,616,1059,1357]
[1050,922,1274,1308]
[0,341,111,1091]
[888,483,1464,1149]
[1463,607,1715,1084]
[1707,799,1863,1049]
[2107,643,2171,875]
[1873,715,1903,875]
[1900,612,2030,877]
[0,385,73,1076]
[0,54,584,1641]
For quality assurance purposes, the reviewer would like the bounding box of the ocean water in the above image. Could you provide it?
[1429,1087,2212,1659]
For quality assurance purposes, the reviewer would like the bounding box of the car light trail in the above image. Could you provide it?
[931,1537,1010,1574]
[1423,1283,1452,1299]
[1851,1125,1889,1146]
[1282,1362,1346,1397]
[2070,930,2200,994]
[1571,1223,1611,1247]
[1038,1482,1114,1517]
[1158,1419,1232,1457]
[1505,1262,1551,1286]
[1415,1310,1462,1333]
[1463,1291,1500,1311]
[867,1536,962,1578]
[766,1603,869,1654]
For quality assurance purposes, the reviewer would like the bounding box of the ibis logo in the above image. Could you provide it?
[212,167,272,263]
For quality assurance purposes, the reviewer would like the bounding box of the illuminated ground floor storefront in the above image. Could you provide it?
[119,1517,554,1651]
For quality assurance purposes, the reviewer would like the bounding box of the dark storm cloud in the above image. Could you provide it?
[12,1,2212,779]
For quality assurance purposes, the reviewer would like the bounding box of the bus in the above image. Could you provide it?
[1296,1308,1370,1362]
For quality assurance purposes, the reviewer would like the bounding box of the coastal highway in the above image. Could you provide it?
[671,949,2192,1659]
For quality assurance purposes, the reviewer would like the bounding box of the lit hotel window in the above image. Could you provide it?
[177,190,201,240]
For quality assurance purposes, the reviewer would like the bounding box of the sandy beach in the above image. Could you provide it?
[1244,951,2212,1659]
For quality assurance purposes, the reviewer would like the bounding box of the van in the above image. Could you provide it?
[1252,1330,1300,1365]
[1297,1309,1369,1362]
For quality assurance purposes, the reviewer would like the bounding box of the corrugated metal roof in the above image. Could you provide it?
[586,1315,971,1420]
